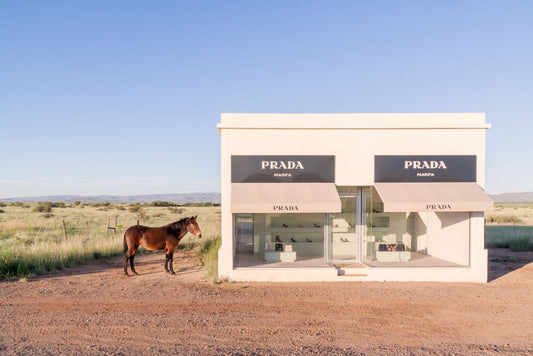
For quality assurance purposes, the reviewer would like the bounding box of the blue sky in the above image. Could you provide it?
[1,0,532,198]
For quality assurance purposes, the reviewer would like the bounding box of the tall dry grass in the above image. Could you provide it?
[0,203,220,279]
[483,203,533,251]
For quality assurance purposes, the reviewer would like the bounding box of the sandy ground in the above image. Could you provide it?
[1,249,532,355]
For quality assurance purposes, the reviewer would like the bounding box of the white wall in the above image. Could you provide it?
[427,212,470,266]
[218,114,489,282]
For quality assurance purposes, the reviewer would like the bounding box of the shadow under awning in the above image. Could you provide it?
[231,183,341,213]
[374,182,494,212]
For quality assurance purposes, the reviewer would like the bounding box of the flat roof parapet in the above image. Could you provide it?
[218,113,490,133]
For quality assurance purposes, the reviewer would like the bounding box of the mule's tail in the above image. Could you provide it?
[123,231,128,255]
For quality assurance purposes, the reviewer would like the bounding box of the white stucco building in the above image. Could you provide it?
[217,113,493,282]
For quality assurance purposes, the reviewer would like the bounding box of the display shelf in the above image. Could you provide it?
[373,243,410,262]
[258,228,324,234]
[331,227,356,233]
[331,241,356,256]
[266,242,323,256]
[366,213,390,228]
[265,251,297,263]
[375,251,411,262]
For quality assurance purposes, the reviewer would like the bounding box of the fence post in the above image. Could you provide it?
[62,220,67,242]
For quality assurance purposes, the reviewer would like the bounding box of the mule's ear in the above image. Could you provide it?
[194,215,198,220]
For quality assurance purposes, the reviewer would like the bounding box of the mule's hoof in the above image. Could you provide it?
[132,271,139,275]
[171,271,176,275]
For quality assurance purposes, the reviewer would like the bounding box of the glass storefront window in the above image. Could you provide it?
[364,188,470,267]
[235,186,471,269]
[234,213,326,267]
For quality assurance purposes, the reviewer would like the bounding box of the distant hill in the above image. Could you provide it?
[3,191,532,204]
[490,192,533,203]
[0,193,221,204]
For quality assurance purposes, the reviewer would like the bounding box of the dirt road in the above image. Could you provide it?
[1,249,532,355]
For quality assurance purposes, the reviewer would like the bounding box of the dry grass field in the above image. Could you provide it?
[0,202,220,280]
[486,202,533,225]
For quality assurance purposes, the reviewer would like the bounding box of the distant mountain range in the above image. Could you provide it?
[1,191,532,204]
[489,192,533,203]
[0,193,221,204]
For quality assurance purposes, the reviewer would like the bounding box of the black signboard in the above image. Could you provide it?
[232,155,335,183]
[375,155,476,182]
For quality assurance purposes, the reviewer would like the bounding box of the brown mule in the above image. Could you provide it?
[123,216,202,276]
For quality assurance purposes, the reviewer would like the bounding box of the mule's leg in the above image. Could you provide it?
[164,252,171,273]
[130,255,138,275]
[169,251,176,275]
[124,253,130,276]
[128,247,139,275]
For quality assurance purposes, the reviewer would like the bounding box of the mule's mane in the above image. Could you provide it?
[166,217,190,232]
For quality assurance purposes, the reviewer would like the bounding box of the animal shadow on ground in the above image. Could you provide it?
[17,250,198,282]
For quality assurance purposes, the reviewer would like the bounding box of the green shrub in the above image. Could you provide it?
[151,201,178,207]
[180,202,220,207]
[128,204,142,213]
[508,237,533,252]
[486,215,523,224]
[33,202,53,213]
[168,207,185,214]
[486,233,533,252]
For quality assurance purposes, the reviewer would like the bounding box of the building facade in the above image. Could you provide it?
[217,113,493,282]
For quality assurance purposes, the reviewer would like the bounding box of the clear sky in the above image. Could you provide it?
[1,0,532,198]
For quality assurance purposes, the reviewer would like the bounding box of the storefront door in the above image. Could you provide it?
[328,194,359,263]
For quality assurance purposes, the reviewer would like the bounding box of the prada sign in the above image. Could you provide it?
[375,155,476,182]
[232,155,335,183]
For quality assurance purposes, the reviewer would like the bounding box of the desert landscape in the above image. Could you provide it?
[1,203,532,355]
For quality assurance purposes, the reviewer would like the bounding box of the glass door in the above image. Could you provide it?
[329,194,358,262]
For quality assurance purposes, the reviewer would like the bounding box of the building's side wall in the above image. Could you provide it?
[218,131,234,280]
